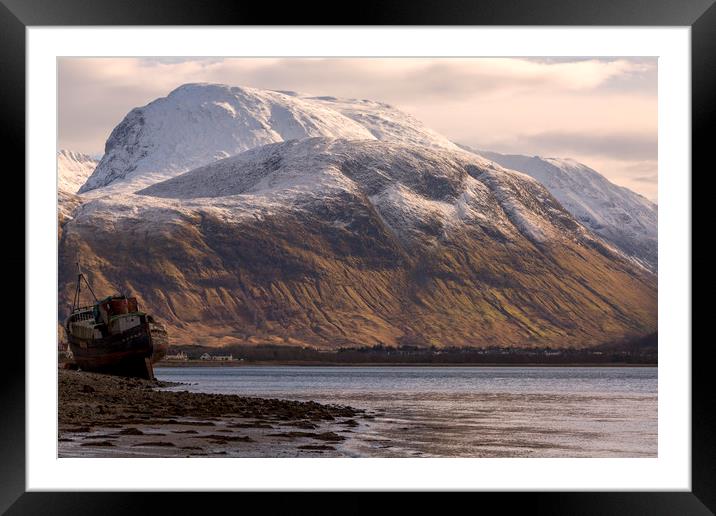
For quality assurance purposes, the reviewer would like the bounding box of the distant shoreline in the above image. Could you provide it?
[159,334,657,368]
[155,360,657,368]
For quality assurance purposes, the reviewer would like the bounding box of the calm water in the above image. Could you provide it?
[155,365,657,457]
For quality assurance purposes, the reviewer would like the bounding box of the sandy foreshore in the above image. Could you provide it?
[58,369,368,457]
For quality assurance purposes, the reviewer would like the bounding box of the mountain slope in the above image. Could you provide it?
[60,138,657,348]
[471,149,658,270]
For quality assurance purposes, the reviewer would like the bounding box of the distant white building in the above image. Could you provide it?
[199,352,233,361]
[165,351,188,361]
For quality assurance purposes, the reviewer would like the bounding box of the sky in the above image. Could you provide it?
[58,57,657,201]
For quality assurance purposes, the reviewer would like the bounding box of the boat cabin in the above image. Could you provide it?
[68,295,145,341]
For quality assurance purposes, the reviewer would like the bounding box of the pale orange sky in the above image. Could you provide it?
[58,57,657,201]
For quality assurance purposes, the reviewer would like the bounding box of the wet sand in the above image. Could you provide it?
[58,369,367,457]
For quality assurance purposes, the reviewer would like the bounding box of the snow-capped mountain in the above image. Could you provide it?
[60,83,658,348]
[79,83,458,194]
[61,138,656,348]
[471,149,658,270]
[76,83,657,269]
[58,149,98,194]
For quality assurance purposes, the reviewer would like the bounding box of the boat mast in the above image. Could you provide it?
[71,262,98,311]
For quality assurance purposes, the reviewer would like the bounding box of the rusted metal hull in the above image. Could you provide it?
[149,321,169,363]
[66,271,169,380]
[69,323,156,379]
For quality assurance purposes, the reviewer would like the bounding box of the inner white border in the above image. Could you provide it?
[27,27,690,491]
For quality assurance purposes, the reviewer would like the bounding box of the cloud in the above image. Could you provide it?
[632,175,659,184]
[504,131,657,161]
[214,57,653,103]
[468,130,659,202]
[140,57,226,65]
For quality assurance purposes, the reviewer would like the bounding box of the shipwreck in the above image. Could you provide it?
[65,267,168,379]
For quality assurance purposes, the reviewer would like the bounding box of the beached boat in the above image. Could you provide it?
[65,267,168,379]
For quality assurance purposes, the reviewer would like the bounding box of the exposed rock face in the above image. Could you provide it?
[59,139,657,348]
[471,149,658,271]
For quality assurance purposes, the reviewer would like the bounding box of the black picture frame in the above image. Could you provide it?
[3,0,709,512]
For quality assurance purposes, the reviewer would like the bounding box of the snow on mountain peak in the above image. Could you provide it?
[78,83,463,194]
[79,83,378,193]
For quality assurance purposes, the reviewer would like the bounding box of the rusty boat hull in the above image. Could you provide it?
[66,270,170,379]
[148,318,169,363]
[68,320,169,380]
[66,293,169,379]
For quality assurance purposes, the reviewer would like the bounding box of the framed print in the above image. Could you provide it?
[4,0,712,512]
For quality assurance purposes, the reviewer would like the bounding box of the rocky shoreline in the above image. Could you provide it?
[58,369,368,457]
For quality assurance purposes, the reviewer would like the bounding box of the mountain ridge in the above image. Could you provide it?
[462,147,658,270]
